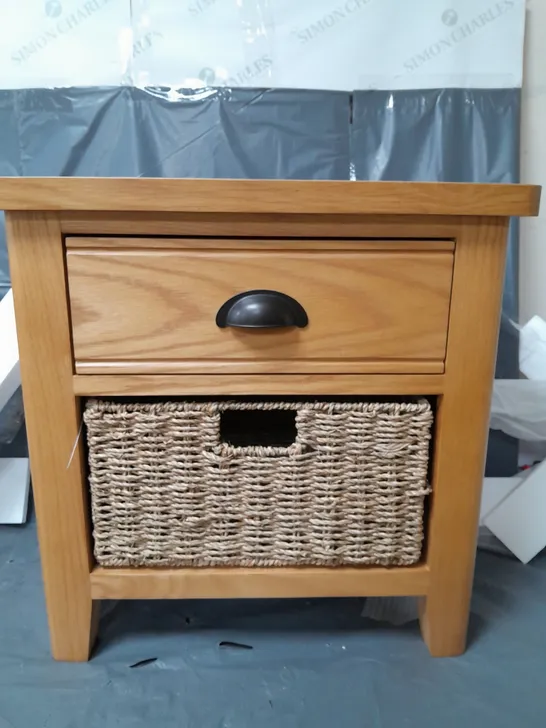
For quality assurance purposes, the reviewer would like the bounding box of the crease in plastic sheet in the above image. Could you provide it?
[0,90,21,301]
[0,83,350,298]
[0,86,520,475]
[0,87,521,476]
[351,87,521,476]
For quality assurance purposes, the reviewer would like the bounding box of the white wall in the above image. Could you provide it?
[520,0,546,323]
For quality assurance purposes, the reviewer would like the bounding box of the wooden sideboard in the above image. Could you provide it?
[1,177,540,661]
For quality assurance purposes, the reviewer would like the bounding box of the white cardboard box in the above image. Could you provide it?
[0,290,29,524]
[484,462,546,563]
[0,290,20,414]
[0,459,30,525]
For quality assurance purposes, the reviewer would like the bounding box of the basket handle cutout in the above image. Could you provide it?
[219,408,298,448]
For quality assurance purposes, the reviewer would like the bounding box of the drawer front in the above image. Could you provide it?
[67,243,454,373]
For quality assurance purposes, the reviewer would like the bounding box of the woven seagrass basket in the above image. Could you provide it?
[83,399,433,567]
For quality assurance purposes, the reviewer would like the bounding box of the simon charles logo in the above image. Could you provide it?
[404,0,515,72]
[198,54,273,87]
[441,9,459,26]
[294,0,373,44]
[13,0,115,65]
[189,0,218,17]
[45,0,63,18]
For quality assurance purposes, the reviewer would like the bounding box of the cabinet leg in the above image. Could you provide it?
[6,213,96,662]
[418,218,509,657]
[419,596,468,657]
[49,600,100,662]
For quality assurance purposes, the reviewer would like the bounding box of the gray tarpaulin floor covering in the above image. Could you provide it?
[1,520,546,727]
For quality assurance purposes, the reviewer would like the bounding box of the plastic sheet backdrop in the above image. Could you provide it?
[0,0,525,90]
[0,87,522,479]
[0,85,351,300]
[351,87,522,475]
[0,1,526,466]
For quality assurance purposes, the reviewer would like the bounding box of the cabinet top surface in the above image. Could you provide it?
[0,177,540,217]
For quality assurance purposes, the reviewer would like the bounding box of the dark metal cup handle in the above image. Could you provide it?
[216,290,308,329]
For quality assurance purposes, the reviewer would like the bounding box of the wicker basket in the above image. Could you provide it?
[84,399,433,568]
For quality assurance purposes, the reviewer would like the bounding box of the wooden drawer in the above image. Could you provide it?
[66,238,454,374]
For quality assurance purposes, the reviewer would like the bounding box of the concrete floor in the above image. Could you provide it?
[1,519,546,727]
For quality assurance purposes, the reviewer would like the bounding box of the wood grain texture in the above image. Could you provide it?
[6,180,537,661]
[67,250,454,370]
[74,359,443,375]
[0,177,540,215]
[419,216,510,657]
[66,237,455,252]
[90,564,430,600]
[72,373,446,396]
[5,212,96,662]
[61,212,462,238]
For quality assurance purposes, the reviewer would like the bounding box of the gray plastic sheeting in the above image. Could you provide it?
[351,87,520,378]
[0,91,20,300]
[351,88,521,475]
[1,520,546,727]
[0,85,352,297]
[0,85,520,470]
